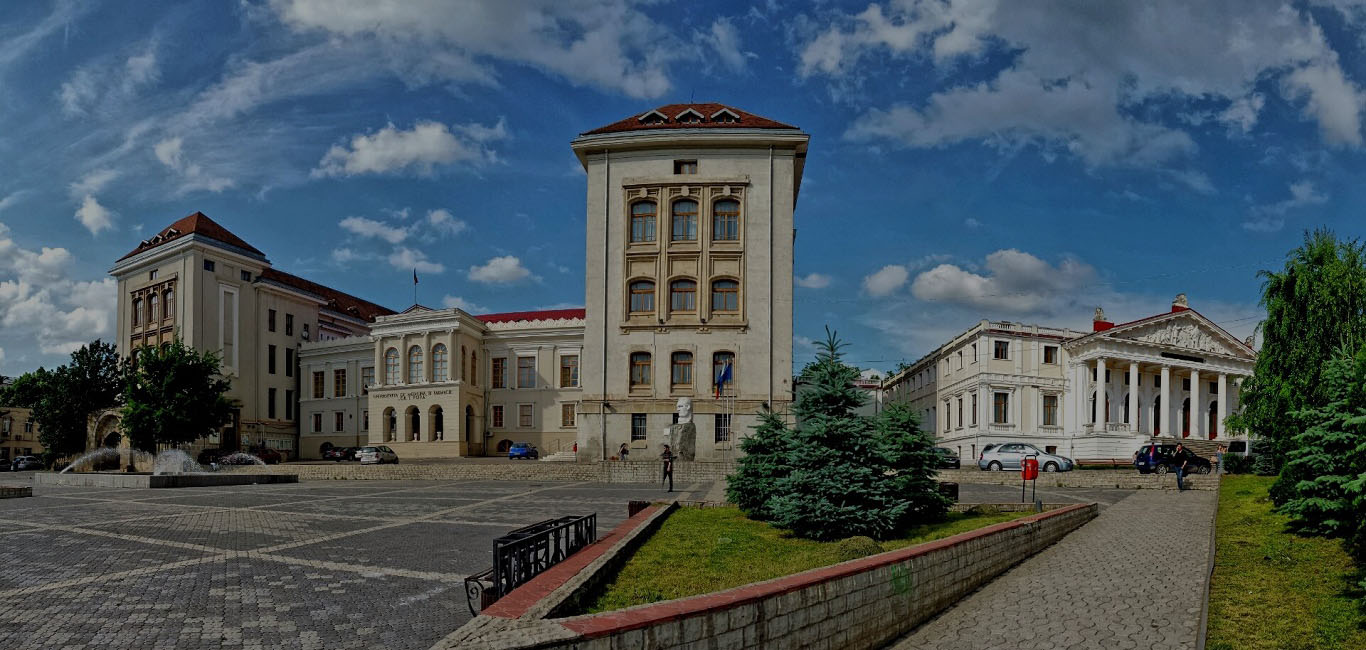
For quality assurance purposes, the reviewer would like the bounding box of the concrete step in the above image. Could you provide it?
[539,450,577,462]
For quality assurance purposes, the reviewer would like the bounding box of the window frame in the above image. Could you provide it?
[407,345,424,384]
[1043,394,1059,426]
[491,405,505,428]
[492,357,507,389]
[560,354,579,388]
[628,280,656,314]
[334,369,346,398]
[671,351,694,388]
[671,199,698,241]
[712,199,740,242]
[518,403,534,428]
[993,340,1010,360]
[670,279,697,313]
[631,413,648,441]
[630,200,657,243]
[630,352,652,387]
[561,403,575,428]
[516,356,536,389]
[312,371,324,399]
[384,348,399,385]
[673,159,697,175]
[714,413,732,443]
[993,392,1010,424]
[1043,345,1058,364]
[432,344,449,382]
[710,279,739,313]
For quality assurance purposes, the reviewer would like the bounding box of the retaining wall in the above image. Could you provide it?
[238,460,736,484]
[0,484,31,498]
[436,502,1098,650]
[937,468,1217,490]
[33,472,299,489]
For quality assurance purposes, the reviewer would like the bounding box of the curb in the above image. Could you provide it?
[1197,474,1221,649]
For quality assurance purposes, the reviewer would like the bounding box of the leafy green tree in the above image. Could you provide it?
[0,342,122,462]
[121,340,234,452]
[1232,230,1366,483]
[876,402,951,528]
[725,409,792,521]
[1275,345,1366,536]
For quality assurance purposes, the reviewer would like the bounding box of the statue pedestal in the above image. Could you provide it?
[665,422,697,461]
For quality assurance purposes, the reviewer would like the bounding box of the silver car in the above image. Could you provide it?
[11,456,43,471]
[356,446,398,465]
[977,443,1074,472]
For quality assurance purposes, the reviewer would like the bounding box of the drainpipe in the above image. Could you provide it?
[768,145,774,411]
[601,149,610,461]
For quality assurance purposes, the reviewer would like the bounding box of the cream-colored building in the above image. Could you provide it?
[0,405,43,462]
[109,212,395,458]
[298,337,373,457]
[882,296,1255,462]
[572,104,808,461]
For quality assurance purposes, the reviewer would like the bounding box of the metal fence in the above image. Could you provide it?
[466,513,597,615]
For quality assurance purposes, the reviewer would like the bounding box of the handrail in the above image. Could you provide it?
[465,513,597,616]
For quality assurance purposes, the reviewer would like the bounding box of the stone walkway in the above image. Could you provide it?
[891,489,1217,650]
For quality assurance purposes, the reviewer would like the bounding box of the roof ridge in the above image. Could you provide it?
[581,103,797,136]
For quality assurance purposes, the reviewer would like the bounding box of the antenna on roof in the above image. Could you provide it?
[689,89,694,104]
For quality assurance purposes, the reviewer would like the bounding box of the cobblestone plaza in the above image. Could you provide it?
[0,479,689,649]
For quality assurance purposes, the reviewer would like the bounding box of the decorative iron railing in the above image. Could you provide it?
[465,513,597,616]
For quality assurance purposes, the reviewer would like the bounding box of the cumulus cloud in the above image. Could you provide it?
[863,265,909,296]
[312,119,506,178]
[426,209,468,236]
[697,18,750,72]
[388,247,444,274]
[468,255,535,285]
[807,1,1366,178]
[74,195,113,235]
[0,223,116,357]
[910,249,1097,313]
[152,136,234,193]
[796,272,832,289]
[340,216,408,244]
[441,295,488,313]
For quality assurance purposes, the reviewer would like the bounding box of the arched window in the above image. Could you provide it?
[163,289,174,319]
[432,344,449,382]
[132,298,143,326]
[671,199,697,241]
[671,352,693,387]
[713,199,739,241]
[630,201,657,243]
[384,348,399,385]
[630,352,651,387]
[148,294,159,323]
[470,352,477,386]
[407,345,423,384]
[629,280,655,313]
[461,345,467,381]
[713,352,735,394]
[670,279,697,312]
[711,279,739,312]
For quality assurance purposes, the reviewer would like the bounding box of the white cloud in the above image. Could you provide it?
[312,120,505,178]
[152,136,234,193]
[388,247,444,274]
[330,247,372,264]
[441,295,488,313]
[340,216,408,244]
[910,249,1097,313]
[74,195,113,235]
[1242,180,1330,232]
[863,265,909,297]
[1219,94,1266,134]
[69,169,118,197]
[426,209,468,236]
[0,223,116,358]
[0,193,20,214]
[468,255,534,285]
[796,272,832,289]
[964,217,982,228]
[698,18,750,72]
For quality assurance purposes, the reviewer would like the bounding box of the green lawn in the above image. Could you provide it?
[1206,476,1366,650]
[586,506,1032,613]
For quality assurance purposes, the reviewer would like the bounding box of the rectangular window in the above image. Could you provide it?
[712,201,739,241]
[673,160,697,174]
[268,309,277,332]
[313,372,324,399]
[993,392,1009,424]
[1182,378,1191,391]
[561,403,575,428]
[241,270,251,282]
[971,343,977,363]
[492,357,507,389]
[630,202,656,243]
[204,260,215,272]
[671,201,698,241]
[362,367,375,388]
[1043,395,1059,426]
[334,369,346,397]
[268,345,277,374]
[517,357,536,388]
[631,413,647,441]
[630,353,652,387]
[560,355,579,388]
[993,341,1009,359]
[312,413,322,433]
[1043,346,1058,364]
[492,405,505,428]
[672,352,693,387]
[1124,372,1130,386]
[956,398,963,428]
[335,412,344,433]
[1210,381,1218,395]
[970,393,978,426]
[362,410,369,432]
[268,388,277,419]
[670,282,696,311]
[518,404,533,428]
[1154,374,1161,389]
[285,349,294,377]
[149,270,158,280]
[629,282,655,313]
[285,390,293,420]
[285,314,294,336]
[715,414,732,442]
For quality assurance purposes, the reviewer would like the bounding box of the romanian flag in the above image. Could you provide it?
[715,360,732,398]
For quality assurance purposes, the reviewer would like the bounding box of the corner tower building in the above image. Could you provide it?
[573,104,809,461]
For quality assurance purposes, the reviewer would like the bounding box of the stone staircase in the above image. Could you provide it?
[539,450,577,462]
[1149,436,1222,458]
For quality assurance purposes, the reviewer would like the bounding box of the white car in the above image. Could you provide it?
[356,446,398,465]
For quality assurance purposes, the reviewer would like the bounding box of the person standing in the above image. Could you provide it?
[1173,443,1189,491]
[1215,444,1226,475]
[660,444,676,493]
[619,442,630,461]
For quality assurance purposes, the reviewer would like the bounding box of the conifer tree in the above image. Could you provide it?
[876,402,951,528]
[726,409,792,521]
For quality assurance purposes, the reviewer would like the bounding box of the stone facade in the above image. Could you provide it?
[297,337,373,459]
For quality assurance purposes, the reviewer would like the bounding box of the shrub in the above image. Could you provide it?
[834,536,884,562]
[1222,454,1255,475]
[967,504,1002,516]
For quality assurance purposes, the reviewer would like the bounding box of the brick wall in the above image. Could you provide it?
[437,503,1097,649]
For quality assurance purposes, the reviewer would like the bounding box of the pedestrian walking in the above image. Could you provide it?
[1173,443,1189,491]
[1215,444,1226,475]
[619,442,630,461]
[660,444,675,493]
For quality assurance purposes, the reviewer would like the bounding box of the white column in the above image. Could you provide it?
[1065,364,1077,433]
[1159,365,1171,438]
[1217,373,1228,439]
[1190,368,1201,439]
[1096,358,1107,432]
[978,384,988,431]
[1128,362,1139,433]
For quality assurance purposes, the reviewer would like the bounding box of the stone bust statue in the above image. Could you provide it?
[675,397,693,424]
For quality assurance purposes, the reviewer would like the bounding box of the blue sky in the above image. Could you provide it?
[3,1,1366,378]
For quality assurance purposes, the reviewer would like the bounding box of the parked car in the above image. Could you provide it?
[1133,444,1212,475]
[322,446,354,461]
[11,456,43,471]
[251,447,283,465]
[933,447,961,469]
[978,443,1074,472]
[357,446,398,465]
[508,442,540,460]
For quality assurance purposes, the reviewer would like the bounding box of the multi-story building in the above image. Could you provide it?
[572,104,808,461]
[882,296,1256,462]
[110,212,395,458]
[0,399,43,463]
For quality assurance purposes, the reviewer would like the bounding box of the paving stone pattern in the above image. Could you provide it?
[0,478,698,649]
[890,489,1217,650]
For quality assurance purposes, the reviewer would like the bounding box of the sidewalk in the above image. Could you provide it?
[890,489,1216,650]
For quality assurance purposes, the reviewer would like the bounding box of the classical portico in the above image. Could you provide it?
[1062,296,1256,459]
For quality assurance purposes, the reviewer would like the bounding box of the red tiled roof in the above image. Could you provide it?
[581,103,797,135]
[258,268,395,323]
[475,308,585,324]
[118,212,264,262]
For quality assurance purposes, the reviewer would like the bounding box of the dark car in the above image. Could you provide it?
[251,447,284,465]
[933,447,961,469]
[323,446,354,461]
[1134,444,1212,475]
[508,442,539,460]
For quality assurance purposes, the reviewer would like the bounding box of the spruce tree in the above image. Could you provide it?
[726,409,792,521]
[876,402,951,528]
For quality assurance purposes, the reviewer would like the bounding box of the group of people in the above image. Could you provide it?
[1150,442,1227,491]
[615,442,678,493]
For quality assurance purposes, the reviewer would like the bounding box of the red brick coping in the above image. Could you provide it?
[482,504,664,619]
[559,503,1092,638]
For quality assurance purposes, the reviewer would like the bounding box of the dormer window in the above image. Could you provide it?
[637,109,668,125]
[710,108,741,123]
[675,108,705,124]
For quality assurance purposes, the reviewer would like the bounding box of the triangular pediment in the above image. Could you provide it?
[1103,311,1254,359]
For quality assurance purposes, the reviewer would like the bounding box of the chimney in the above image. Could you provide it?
[1092,306,1113,332]
[1171,293,1189,312]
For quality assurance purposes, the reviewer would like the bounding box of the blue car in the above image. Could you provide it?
[508,442,539,460]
